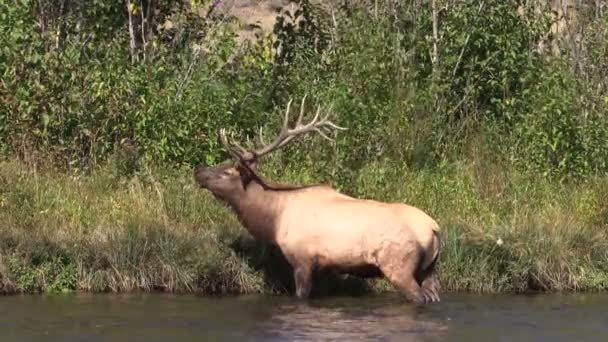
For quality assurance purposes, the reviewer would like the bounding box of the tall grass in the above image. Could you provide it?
[1,156,607,296]
[0,159,267,295]
[1,0,607,296]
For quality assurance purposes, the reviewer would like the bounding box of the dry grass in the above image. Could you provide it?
[0,160,267,294]
[1,158,607,296]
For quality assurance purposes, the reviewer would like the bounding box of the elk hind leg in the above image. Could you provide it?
[377,247,428,305]
[418,259,441,303]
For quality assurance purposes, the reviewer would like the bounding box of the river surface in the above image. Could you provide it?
[1,292,607,341]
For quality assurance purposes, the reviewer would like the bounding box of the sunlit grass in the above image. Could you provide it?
[1,158,607,296]
[0,160,266,295]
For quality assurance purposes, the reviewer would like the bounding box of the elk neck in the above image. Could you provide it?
[229,180,287,244]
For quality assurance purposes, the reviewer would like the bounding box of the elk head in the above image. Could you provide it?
[194,95,347,202]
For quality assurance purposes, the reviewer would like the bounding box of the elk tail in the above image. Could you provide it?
[421,229,442,300]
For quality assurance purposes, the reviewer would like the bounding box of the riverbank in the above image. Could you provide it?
[1,159,607,296]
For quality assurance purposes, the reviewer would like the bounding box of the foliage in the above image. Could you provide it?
[1,159,608,295]
[0,0,607,295]
[1,0,607,180]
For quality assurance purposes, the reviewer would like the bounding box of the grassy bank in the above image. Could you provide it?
[1,0,607,297]
[1,158,607,296]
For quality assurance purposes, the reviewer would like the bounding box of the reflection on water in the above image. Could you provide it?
[0,292,607,341]
[257,297,448,341]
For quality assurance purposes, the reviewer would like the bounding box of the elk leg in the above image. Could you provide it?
[416,250,441,303]
[377,245,428,305]
[421,273,440,303]
[384,267,427,305]
[293,263,313,299]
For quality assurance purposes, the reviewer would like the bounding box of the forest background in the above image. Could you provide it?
[1,0,607,296]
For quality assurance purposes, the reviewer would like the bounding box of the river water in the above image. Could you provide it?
[1,292,607,341]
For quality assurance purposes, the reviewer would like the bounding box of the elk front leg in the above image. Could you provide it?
[293,263,313,299]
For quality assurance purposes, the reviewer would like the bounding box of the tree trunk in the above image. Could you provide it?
[126,0,137,63]
[431,0,439,75]
[125,0,158,63]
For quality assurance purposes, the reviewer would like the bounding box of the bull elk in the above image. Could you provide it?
[193,96,442,305]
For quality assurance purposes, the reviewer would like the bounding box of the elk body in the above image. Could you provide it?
[194,97,442,305]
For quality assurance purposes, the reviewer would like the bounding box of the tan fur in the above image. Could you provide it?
[195,96,441,304]
[194,164,442,305]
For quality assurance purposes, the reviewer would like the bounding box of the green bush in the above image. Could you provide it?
[0,0,607,296]
[2,0,607,180]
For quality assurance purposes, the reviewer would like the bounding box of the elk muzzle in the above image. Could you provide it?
[194,164,212,188]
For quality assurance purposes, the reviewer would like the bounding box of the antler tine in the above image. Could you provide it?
[219,128,235,158]
[296,94,307,127]
[309,103,345,131]
[290,102,339,133]
[323,120,348,130]
[219,128,237,158]
[265,100,320,151]
[269,101,346,150]
[258,127,267,146]
[280,98,294,135]
[310,102,322,126]
[219,128,253,161]
[226,94,347,160]
[307,104,338,142]
[249,98,296,157]
[312,127,334,142]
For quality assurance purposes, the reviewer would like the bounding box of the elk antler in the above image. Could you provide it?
[219,95,346,163]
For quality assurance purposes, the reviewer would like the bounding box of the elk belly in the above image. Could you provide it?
[316,253,384,279]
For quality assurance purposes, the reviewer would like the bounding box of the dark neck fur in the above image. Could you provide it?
[243,163,327,192]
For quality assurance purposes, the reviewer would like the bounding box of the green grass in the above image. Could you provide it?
[1,157,607,296]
